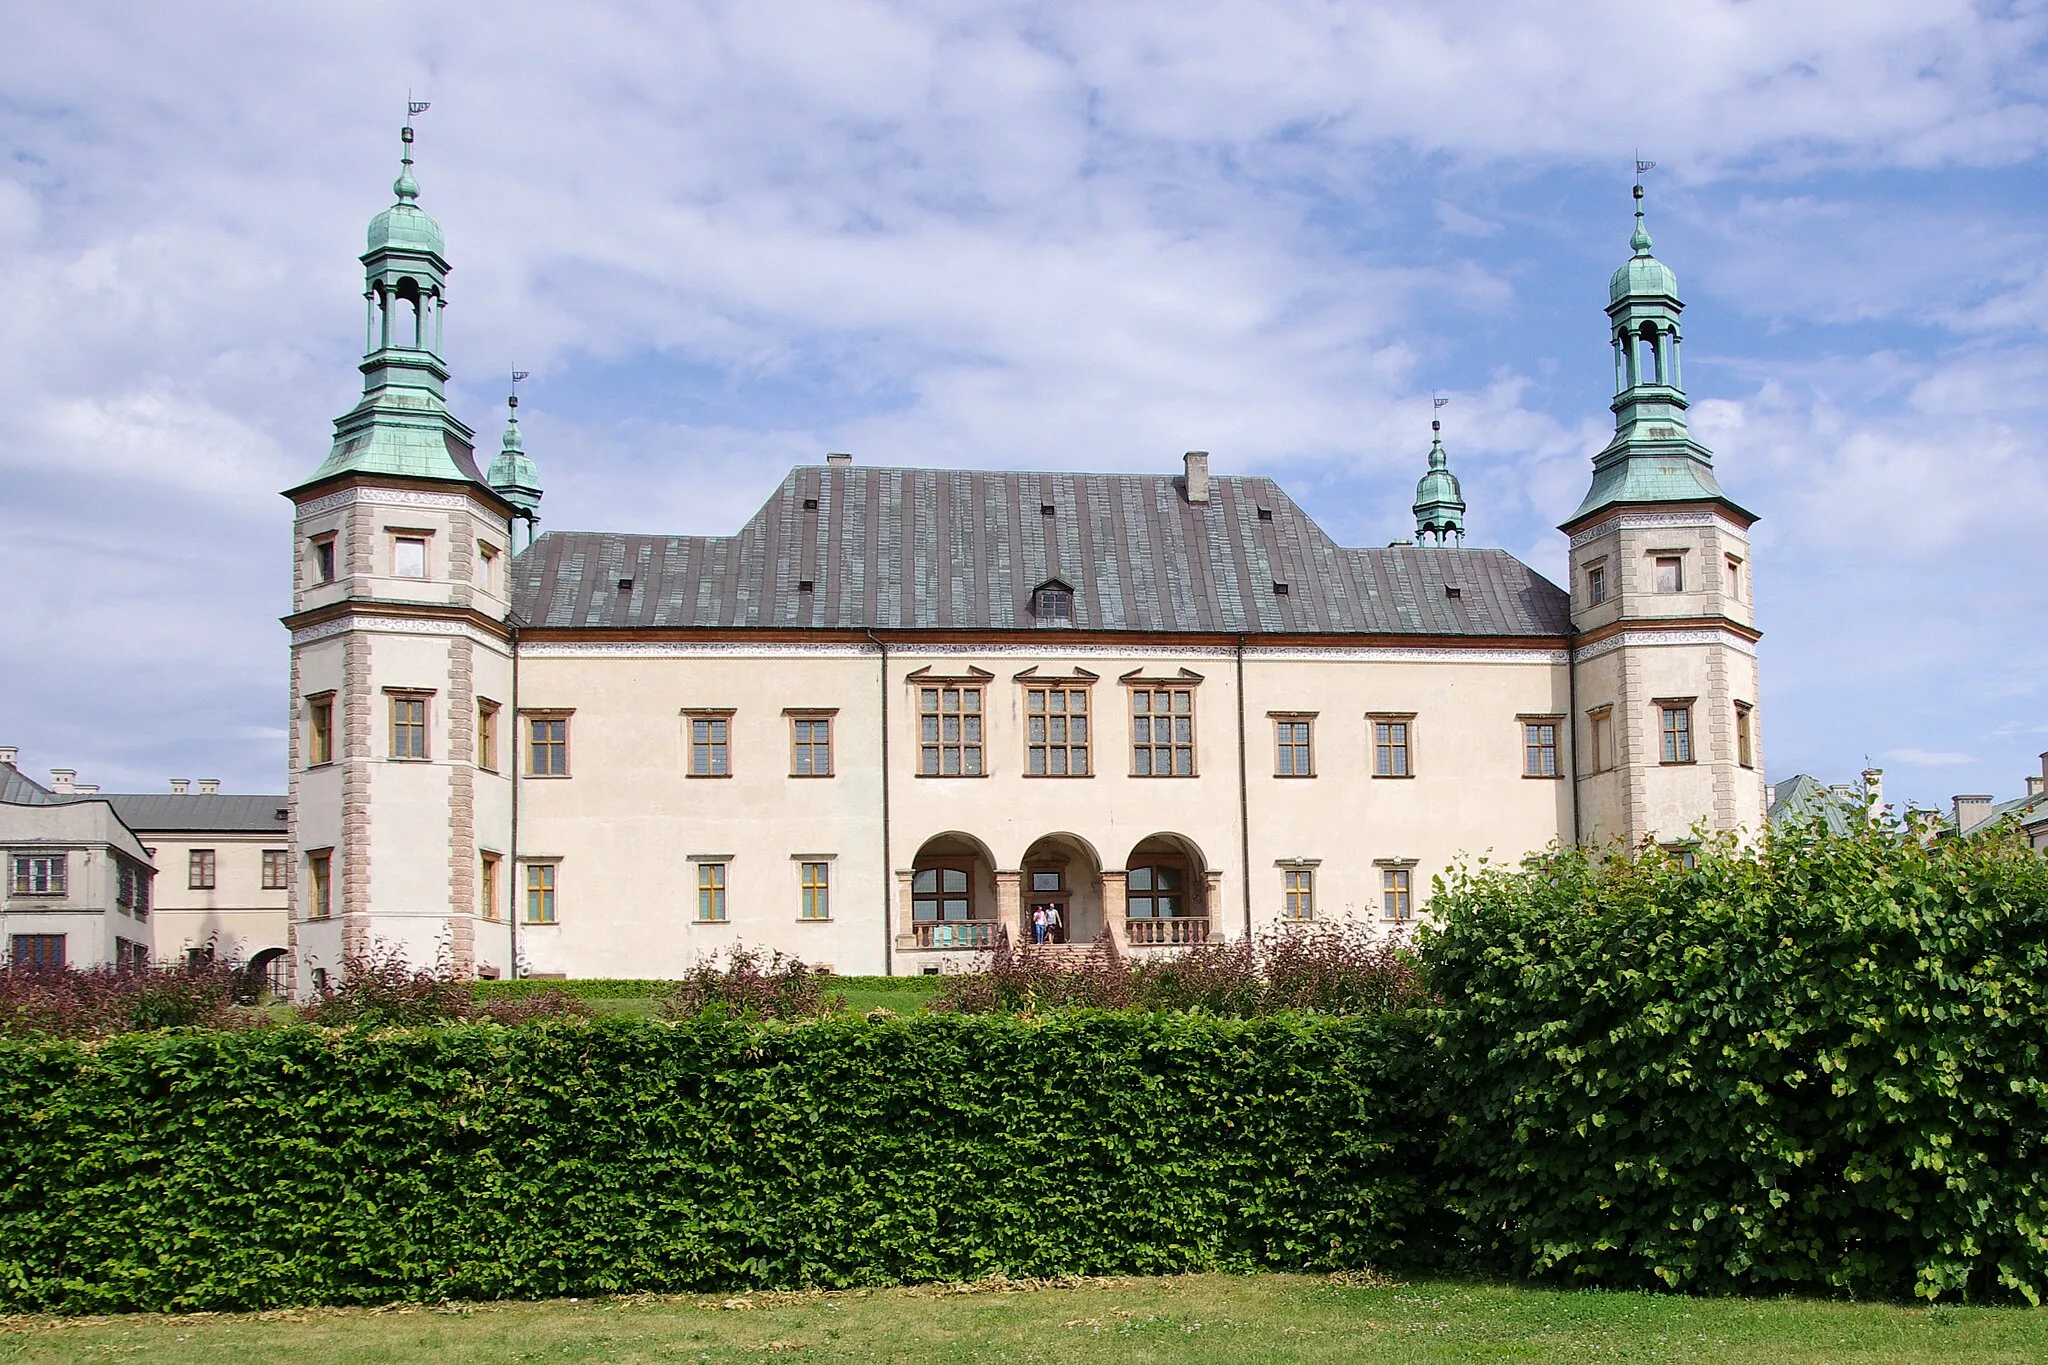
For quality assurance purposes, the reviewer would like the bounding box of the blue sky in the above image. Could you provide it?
[2,0,2044,814]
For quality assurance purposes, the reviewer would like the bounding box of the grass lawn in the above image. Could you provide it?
[4,1272,2043,1364]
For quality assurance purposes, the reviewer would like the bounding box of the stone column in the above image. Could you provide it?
[1100,869,1127,949]
[995,870,1022,945]
[894,869,916,957]
[1204,870,1226,941]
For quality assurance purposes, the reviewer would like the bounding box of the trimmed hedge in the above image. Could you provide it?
[0,1011,1440,1312]
[468,975,943,1002]
[1427,822,2048,1302]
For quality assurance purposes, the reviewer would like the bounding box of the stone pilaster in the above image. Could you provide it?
[284,643,301,986]
[994,869,1022,941]
[446,634,476,974]
[340,631,373,961]
[1099,870,1128,949]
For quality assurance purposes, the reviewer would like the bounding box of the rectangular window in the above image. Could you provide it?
[1654,555,1684,593]
[1736,703,1755,769]
[389,695,428,760]
[912,865,974,922]
[525,863,557,924]
[392,535,428,579]
[477,701,499,772]
[1661,704,1694,764]
[308,694,334,766]
[1382,868,1413,921]
[1373,718,1413,777]
[1026,685,1090,776]
[790,715,834,776]
[116,860,150,915]
[697,862,727,922]
[1588,707,1614,774]
[1125,864,1185,918]
[1283,868,1315,920]
[10,854,68,896]
[480,852,500,921]
[1274,718,1314,777]
[9,935,64,971]
[527,716,568,776]
[919,686,984,776]
[1725,555,1742,601]
[188,848,216,891]
[1523,721,1559,778]
[478,542,499,594]
[308,850,333,920]
[1586,562,1607,606]
[1131,687,1195,777]
[1664,843,1701,871]
[689,715,731,776]
[262,849,289,891]
[312,536,337,585]
[800,861,830,920]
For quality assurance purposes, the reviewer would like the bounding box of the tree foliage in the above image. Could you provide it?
[1424,821,2048,1302]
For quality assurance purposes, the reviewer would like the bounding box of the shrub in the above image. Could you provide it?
[930,922,1425,1017]
[654,946,843,1021]
[301,950,590,1027]
[0,1011,1443,1311]
[0,961,250,1039]
[1425,821,2048,1302]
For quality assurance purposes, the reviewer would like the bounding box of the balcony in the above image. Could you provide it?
[911,921,995,950]
[1124,916,1209,947]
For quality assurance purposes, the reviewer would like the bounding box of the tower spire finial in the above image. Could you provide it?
[1413,394,1465,545]
[395,95,430,203]
[1630,162,1655,256]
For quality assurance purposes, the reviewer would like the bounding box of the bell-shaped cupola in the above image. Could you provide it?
[1411,418,1466,545]
[290,119,485,493]
[487,391,544,546]
[1565,183,1750,525]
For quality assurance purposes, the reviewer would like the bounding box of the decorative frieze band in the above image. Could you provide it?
[516,639,1568,665]
[1572,628,1757,664]
[1569,511,1722,550]
[295,486,486,519]
[290,614,509,652]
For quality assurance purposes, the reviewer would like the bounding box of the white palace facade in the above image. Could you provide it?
[282,134,1764,985]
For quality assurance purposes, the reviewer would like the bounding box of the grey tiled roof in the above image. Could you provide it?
[0,763,59,806]
[84,794,291,834]
[1767,773,1863,836]
[512,466,1572,637]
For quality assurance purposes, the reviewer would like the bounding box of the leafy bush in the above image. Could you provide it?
[1425,821,2048,1303]
[654,946,844,1021]
[302,950,590,1027]
[931,923,1425,1017]
[0,961,252,1039]
[0,1011,1442,1311]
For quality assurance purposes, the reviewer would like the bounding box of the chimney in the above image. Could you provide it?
[1183,451,1210,505]
[2028,776,2046,798]
[170,779,190,794]
[0,747,15,766]
[197,779,221,796]
[50,769,77,794]
[1862,767,1884,812]
[1953,794,1994,834]
[71,784,98,795]
[826,452,852,465]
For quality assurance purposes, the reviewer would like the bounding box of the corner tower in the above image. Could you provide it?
[281,120,518,991]
[1564,184,1765,849]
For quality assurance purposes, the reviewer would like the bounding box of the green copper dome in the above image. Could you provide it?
[1412,423,1467,544]
[1609,196,1677,302]
[487,395,544,520]
[366,127,445,259]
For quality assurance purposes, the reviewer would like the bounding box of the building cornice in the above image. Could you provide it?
[284,470,515,519]
[1572,623,1759,664]
[1561,500,1758,542]
[283,601,511,650]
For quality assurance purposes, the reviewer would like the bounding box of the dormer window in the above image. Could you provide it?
[1031,580,1074,625]
[1040,504,1056,517]
[803,498,819,511]
[1256,507,1274,522]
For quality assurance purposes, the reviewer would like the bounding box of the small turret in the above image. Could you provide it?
[487,390,544,547]
[1411,418,1466,545]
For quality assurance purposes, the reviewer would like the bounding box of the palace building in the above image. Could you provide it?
[281,129,1765,986]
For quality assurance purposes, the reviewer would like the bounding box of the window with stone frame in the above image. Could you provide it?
[696,861,727,922]
[1522,718,1561,778]
[919,686,984,776]
[1282,867,1315,920]
[388,694,429,760]
[262,849,289,891]
[9,935,64,971]
[1586,560,1607,606]
[688,712,733,777]
[1381,867,1414,921]
[1735,702,1756,769]
[1654,554,1684,593]
[479,851,501,921]
[526,862,558,923]
[1587,706,1615,774]
[391,533,429,579]
[800,860,830,920]
[311,535,337,586]
[1130,686,1195,777]
[477,700,500,772]
[10,854,67,896]
[1025,684,1090,776]
[525,714,569,776]
[188,849,216,891]
[1371,715,1414,777]
[789,713,834,777]
[1273,715,1314,777]
[307,849,333,920]
[307,694,335,767]
[1660,703,1695,764]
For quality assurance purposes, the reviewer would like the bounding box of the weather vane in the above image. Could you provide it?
[1432,391,1449,435]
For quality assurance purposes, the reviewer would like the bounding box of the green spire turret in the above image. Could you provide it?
[488,390,544,544]
[1564,182,1751,526]
[1411,418,1466,545]
[290,117,487,495]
